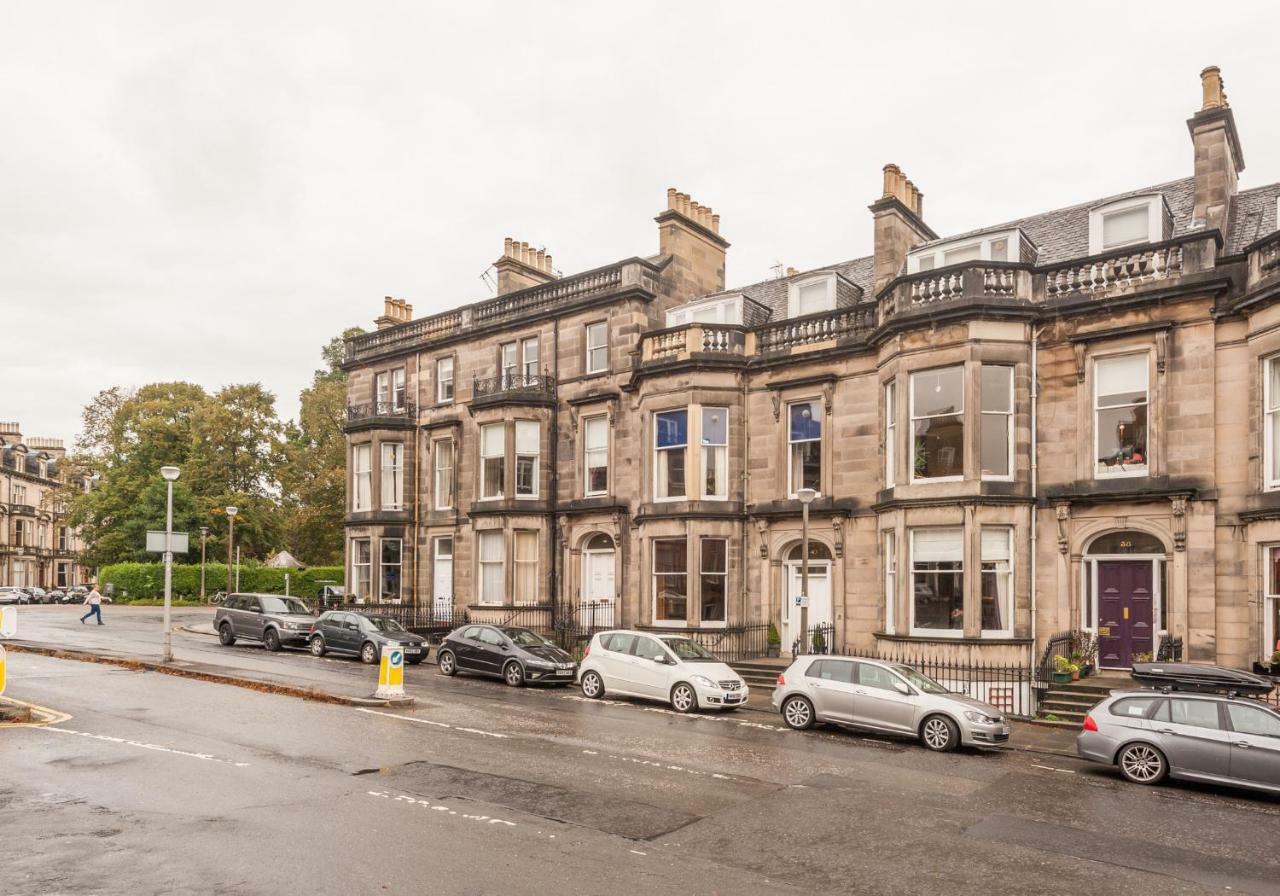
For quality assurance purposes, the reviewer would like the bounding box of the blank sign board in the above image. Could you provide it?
[146,531,190,554]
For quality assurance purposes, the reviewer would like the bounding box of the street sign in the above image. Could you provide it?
[146,531,190,554]
[375,644,405,699]
[0,645,6,696]
[0,606,15,638]
[794,594,809,608]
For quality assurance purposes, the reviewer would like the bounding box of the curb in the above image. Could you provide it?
[2,643,415,708]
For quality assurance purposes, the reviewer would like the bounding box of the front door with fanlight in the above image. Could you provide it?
[582,534,616,627]
[783,542,833,656]
[432,537,453,622]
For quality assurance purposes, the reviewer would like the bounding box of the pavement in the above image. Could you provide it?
[4,605,1280,895]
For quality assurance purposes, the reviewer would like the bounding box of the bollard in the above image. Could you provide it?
[0,645,6,697]
[0,606,15,639]
[374,644,405,699]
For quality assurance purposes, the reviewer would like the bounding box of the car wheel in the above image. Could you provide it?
[782,695,815,730]
[1117,742,1167,785]
[504,661,525,687]
[263,628,282,652]
[218,623,236,646]
[920,714,959,752]
[438,649,458,676]
[670,682,698,713]
[580,670,605,699]
[361,642,379,665]
[309,635,326,657]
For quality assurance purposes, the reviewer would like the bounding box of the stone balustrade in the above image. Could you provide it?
[1043,244,1184,299]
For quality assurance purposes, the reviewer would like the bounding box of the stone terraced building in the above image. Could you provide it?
[0,423,90,590]
[342,66,1280,680]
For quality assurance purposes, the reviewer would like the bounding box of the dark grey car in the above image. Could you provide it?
[308,611,428,665]
[1078,690,1280,794]
[214,593,315,652]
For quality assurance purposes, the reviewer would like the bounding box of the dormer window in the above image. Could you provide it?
[1088,194,1170,254]
[908,229,1026,274]
[788,275,835,317]
[666,295,743,327]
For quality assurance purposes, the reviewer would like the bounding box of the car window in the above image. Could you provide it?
[478,628,506,647]
[460,626,481,641]
[1226,703,1280,738]
[1155,699,1221,729]
[602,633,636,654]
[660,638,717,662]
[631,637,666,661]
[1110,696,1160,719]
[806,660,854,683]
[855,663,900,691]
[261,596,310,615]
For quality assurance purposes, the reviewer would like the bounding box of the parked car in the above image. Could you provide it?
[1076,663,1280,794]
[437,625,577,687]
[26,587,48,604]
[61,586,88,604]
[771,655,1010,752]
[0,587,22,605]
[576,630,747,711]
[214,593,316,651]
[45,589,66,603]
[308,611,428,665]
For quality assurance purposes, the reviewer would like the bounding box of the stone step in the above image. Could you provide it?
[1041,692,1104,708]
[1041,700,1100,715]
[1028,717,1083,730]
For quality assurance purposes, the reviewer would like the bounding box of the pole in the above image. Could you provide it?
[800,500,810,653]
[163,479,174,663]
[226,514,235,594]
[235,546,241,591]
[199,528,208,602]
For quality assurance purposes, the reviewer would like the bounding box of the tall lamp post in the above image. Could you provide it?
[796,487,817,654]
[199,526,209,602]
[160,465,181,662]
[225,506,238,595]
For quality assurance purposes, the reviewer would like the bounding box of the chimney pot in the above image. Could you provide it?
[536,248,546,270]
[544,253,553,272]
[667,187,677,210]
[786,266,799,277]
[1200,65,1227,110]
[711,213,720,233]
[504,237,514,257]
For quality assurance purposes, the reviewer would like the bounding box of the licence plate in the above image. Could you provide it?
[724,694,743,703]
[405,647,422,654]
[1000,726,1010,736]
[556,669,573,676]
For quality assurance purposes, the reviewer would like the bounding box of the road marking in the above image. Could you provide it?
[1031,763,1076,774]
[579,748,745,784]
[629,849,647,856]
[366,789,517,827]
[0,696,72,727]
[560,693,786,731]
[44,726,250,766]
[355,707,510,738]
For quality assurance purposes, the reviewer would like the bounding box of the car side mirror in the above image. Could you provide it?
[893,681,913,696]
[654,655,671,664]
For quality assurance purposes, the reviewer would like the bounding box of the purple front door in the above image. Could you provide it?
[1097,560,1154,668]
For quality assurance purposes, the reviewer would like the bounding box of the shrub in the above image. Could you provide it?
[99,562,343,601]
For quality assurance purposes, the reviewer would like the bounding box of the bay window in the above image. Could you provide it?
[584,415,609,496]
[980,528,1013,635]
[655,410,688,500]
[653,538,688,623]
[478,531,505,605]
[380,443,403,510]
[480,423,505,499]
[586,321,608,374]
[515,420,539,498]
[980,366,1012,479]
[352,445,372,511]
[700,538,727,623]
[788,400,822,495]
[1095,354,1148,477]
[351,539,372,600]
[883,530,897,634]
[1266,356,1280,490]
[380,538,402,601]
[514,530,538,605]
[701,407,728,499]
[1266,547,1280,661]
[437,357,454,403]
[910,528,963,635]
[433,437,454,510]
[911,366,964,481]
[884,381,896,488]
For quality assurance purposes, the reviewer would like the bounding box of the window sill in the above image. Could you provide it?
[909,476,964,485]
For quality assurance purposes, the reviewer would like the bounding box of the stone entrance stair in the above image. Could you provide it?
[1037,676,1127,727]
[728,658,790,692]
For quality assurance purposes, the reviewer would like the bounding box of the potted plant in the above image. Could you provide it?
[1270,649,1280,676]
[1071,631,1098,678]
[1052,655,1074,685]
[811,627,827,654]
[1132,651,1153,664]
[766,622,781,658]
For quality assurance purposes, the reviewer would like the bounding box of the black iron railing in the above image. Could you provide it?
[1034,630,1073,689]
[345,400,415,424]
[472,373,556,399]
[685,622,772,663]
[1157,634,1184,662]
[791,622,836,657]
[872,645,1037,719]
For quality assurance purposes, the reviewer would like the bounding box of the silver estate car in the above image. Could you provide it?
[771,655,1010,751]
[1077,690,1280,793]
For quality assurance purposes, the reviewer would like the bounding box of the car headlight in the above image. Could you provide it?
[527,658,554,668]
[690,674,716,688]
[963,710,997,724]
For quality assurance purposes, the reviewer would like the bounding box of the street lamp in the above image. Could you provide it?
[199,526,209,602]
[160,465,180,663]
[797,487,817,654]
[225,506,238,595]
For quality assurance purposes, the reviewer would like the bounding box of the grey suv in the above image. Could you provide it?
[772,655,1010,751]
[214,593,315,651]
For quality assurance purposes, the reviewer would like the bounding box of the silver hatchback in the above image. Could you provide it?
[771,655,1010,751]
[1077,690,1280,793]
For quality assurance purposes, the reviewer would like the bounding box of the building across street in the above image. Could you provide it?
[0,422,89,590]
[340,66,1280,692]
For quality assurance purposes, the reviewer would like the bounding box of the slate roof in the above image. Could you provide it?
[712,176,1279,320]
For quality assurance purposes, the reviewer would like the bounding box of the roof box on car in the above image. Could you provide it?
[1130,662,1275,697]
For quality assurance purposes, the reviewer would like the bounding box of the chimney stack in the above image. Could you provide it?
[869,164,937,293]
[1188,65,1245,235]
[656,186,729,302]
[493,237,559,295]
[375,297,414,330]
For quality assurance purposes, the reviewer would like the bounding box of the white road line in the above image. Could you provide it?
[560,694,786,731]
[43,726,250,767]
[1031,763,1076,774]
[579,748,745,784]
[365,789,517,827]
[355,707,510,738]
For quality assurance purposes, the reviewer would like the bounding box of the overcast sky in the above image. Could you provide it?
[4,2,1277,444]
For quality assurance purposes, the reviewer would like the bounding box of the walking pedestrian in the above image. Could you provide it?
[80,583,104,625]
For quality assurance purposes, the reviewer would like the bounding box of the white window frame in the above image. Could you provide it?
[515,420,540,499]
[583,414,609,497]
[1266,355,1280,491]
[909,366,965,484]
[352,444,372,511]
[980,365,1014,482]
[586,321,608,374]
[477,530,505,606]
[375,372,390,410]
[480,423,505,500]
[787,274,835,318]
[380,442,403,510]
[379,537,403,602]
[1094,352,1150,480]
[980,527,1014,637]
[1088,194,1165,254]
[513,530,539,605]
[521,337,539,381]
[701,406,728,500]
[1264,545,1280,662]
[699,537,728,626]
[907,228,1022,273]
[436,357,454,404]
[391,367,406,411]
[908,527,965,639]
[883,530,897,635]
[500,341,518,387]
[884,380,896,488]
[787,399,823,498]
[666,295,744,327]
[433,437,454,511]
[654,408,688,502]
[652,537,689,627]
[350,538,372,601]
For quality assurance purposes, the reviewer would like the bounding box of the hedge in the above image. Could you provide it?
[99,562,344,601]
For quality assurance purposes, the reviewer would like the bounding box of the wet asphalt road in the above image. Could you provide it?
[5,606,1280,895]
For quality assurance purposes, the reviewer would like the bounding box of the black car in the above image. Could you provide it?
[308,611,428,665]
[437,625,577,687]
